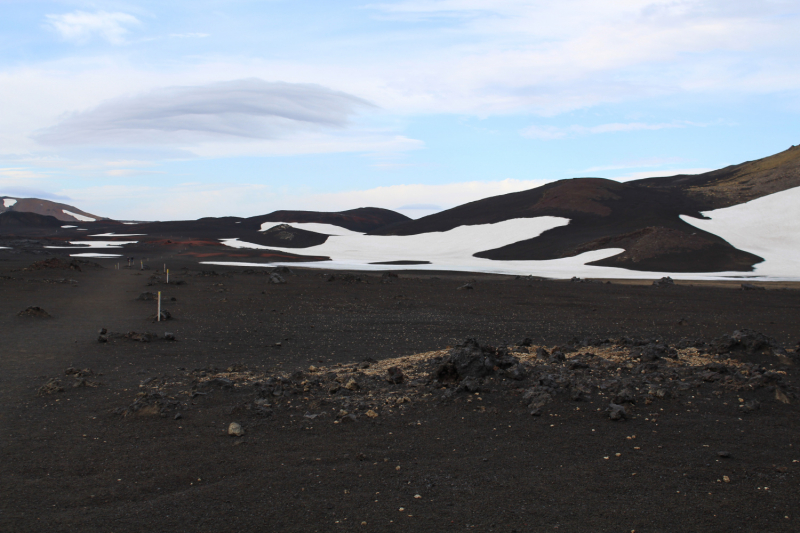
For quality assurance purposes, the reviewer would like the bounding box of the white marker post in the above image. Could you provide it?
[157,291,161,322]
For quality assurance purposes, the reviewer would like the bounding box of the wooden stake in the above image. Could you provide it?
[167,269,169,284]
[157,291,161,322]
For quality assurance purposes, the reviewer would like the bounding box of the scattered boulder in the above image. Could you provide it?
[775,388,791,404]
[272,266,293,275]
[344,378,360,391]
[652,277,675,287]
[434,339,519,382]
[37,378,64,396]
[457,283,474,290]
[608,403,628,421]
[18,306,51,318]
[164,332,176,341]
[386,366,404,384]
[268,273,286,284]
[457,377,481,393]
[710,329,776,355]
[741,283,765,291]
[65,367,94,377]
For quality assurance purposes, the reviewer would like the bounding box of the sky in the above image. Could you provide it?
[1,0,799,221]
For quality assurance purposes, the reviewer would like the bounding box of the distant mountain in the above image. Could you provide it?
[371,144,800,272]
[0,211,63,229]
[0,197,105,223]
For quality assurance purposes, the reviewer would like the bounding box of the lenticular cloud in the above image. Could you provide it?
[34,79,373,146]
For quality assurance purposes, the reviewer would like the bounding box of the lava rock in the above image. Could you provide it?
[18,306,51,318]
[711,329,777,355]
[37,378,64,396]
[652,277,675,287]
[608,403,628,420]
[268,273,286,284]
[386,366,404,384]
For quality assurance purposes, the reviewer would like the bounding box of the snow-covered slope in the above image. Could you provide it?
[681,186,800,278]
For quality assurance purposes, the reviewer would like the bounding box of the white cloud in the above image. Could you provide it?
[45,11,140,45]
[29,79,422,158]
[0,167,51,179]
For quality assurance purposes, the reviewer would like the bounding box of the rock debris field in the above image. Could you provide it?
[1,254,799,532]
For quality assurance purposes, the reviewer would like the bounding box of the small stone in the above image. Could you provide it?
[365,410,378,418]
[228,422,244,437]
[174,413,183,420]
[345,378,360,391]
[164,332,176,341]
[37,378,64,396]
[386,366,404,384]
[457,283,474,290]
[608,403,628,421]
[722,475,731,483]
[775,388,791,404]
[718,451,731,458]
[414,494,421,499]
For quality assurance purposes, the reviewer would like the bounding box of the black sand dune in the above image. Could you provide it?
[1,255,799,532]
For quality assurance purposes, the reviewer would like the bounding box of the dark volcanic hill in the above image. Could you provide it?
[0,211,63,231]
[0,197,105,223]
[249,207,410,233]
[371,144,800,273]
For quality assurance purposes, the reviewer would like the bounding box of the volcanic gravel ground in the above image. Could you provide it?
[1,254,799,532]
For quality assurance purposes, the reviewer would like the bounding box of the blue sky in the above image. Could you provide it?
[1,0,799,220]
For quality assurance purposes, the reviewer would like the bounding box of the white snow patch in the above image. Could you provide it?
[123,222,139,225]
[62,209,95,222]
[69,253,121,258]
[238,217,573,263]
[0,246,10,249]
[45,240,138,249]
[89,233,146,237]
[61,225,77,228]
[259,222,363,236]
[76,228,88,231]
[681,186,800,279]
[3,198,16,208]
[213,208,800,280]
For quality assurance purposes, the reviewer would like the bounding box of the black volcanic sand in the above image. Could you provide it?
[1,254,799,533]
